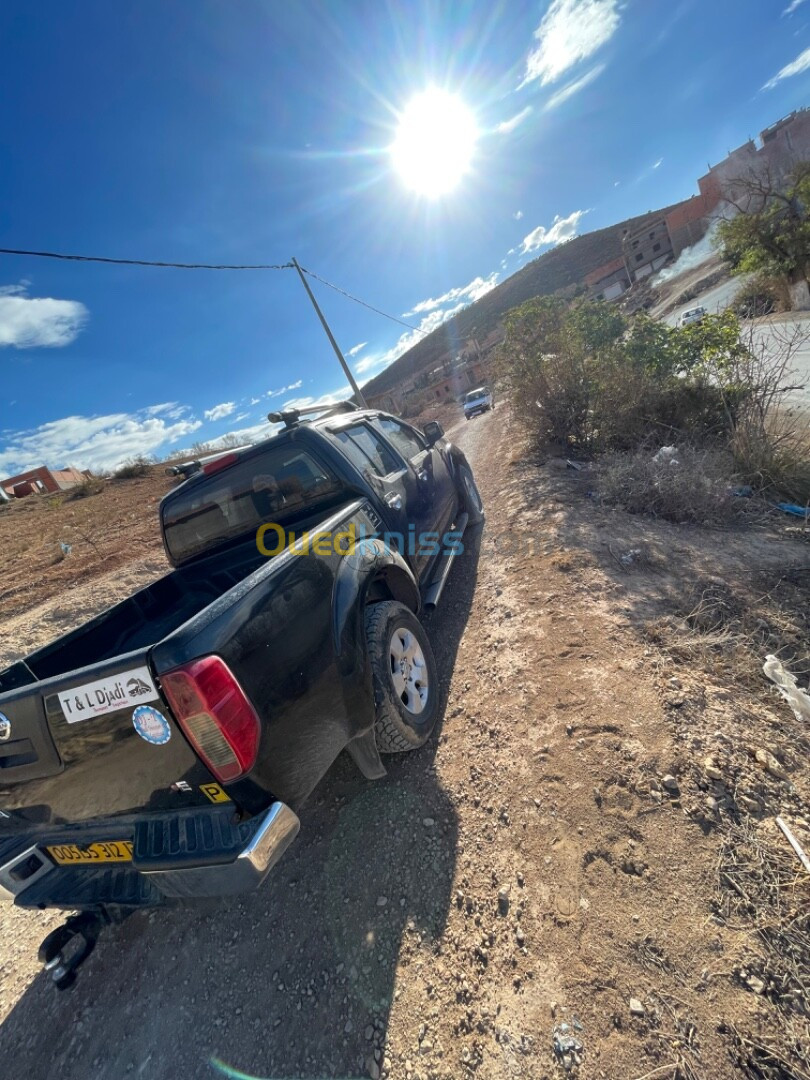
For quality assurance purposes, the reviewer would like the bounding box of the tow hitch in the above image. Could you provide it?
[38,908,129,990]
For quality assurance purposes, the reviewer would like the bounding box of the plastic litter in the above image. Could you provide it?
[763,655,810,723]
[59,542,72,557]
[552,1016,584,1072]
[776,502,809,519]
[731,485,754,498]
[776,815,810,874]
[652,445,680,466]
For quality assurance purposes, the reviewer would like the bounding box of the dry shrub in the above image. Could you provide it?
[113,455,155,479]
[70,475,105,499]
[499,298,810,510]
[731,404,810,506]
[731,272,786,318]
[595,446,740,525]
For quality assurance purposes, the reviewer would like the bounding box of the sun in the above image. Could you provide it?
[391,88,478,198]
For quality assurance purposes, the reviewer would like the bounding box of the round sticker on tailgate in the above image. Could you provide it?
[132,705,171,745]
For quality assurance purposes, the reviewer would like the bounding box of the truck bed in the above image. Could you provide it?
[0,499,370,832]
[1,542,268,693]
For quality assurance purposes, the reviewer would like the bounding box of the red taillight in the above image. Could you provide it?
[202,453,239,476]
[160,656,260,783]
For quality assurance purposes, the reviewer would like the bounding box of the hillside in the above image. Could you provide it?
[364,199,689,396]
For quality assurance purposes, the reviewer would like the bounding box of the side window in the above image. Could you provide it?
[375,417,426,462]
[334,424,401,478]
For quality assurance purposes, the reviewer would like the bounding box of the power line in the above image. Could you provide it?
[0,244,428,338]
[0,247,293,270]
[299,266,428,336]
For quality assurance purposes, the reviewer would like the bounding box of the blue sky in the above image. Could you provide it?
[1,0,808,472]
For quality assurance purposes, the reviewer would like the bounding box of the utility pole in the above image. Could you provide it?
[291,257,367,407]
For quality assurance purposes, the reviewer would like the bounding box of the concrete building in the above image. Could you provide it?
[1,465,89,499]
[660,108,810,261]
[622,217,674,282]
[698,108,810,214]
[586,257,632,301]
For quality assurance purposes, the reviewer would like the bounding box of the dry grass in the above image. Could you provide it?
[715,818,810,1080]
[595,446,741,525]
[647,569,810,692]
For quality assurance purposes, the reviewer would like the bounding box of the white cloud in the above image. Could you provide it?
[267,380,303,398]
[652,157,664,169]
[513,210,524,220]
[233,412,250,422]
[0,409,202,474]
[544,62,605,110]
[520,209,588,254]
[404,273,499,316]
[496,106,533,134]
[520,0,620,88]
[282,386,352,411]
[347,341,367,357]
[763,46,810,89]
[0,284,88,349]
[783,0,807,14]
[249,396,261,405]
[355,353,384,375]
[203,401,237,422]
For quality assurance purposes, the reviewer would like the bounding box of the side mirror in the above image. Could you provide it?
[423,421,444,447]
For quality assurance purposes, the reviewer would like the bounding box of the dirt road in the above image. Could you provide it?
[0,409,804,1079]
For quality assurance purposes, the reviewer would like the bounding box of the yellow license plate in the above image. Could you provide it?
[46,841,134,865]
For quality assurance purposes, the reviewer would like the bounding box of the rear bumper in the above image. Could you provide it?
[464,405,490,417]
[1,802,300,908]
[141,801,300,899]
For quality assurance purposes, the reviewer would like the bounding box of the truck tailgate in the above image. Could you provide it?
[0,649,222,826]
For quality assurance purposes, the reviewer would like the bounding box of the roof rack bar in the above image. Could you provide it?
[267,400,360,429]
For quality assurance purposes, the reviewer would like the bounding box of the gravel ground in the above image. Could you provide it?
[1,408,807,1079]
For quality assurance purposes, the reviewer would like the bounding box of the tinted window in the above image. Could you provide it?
[375,417,425,461]
[163,446,341,563]
[333,424,401,478]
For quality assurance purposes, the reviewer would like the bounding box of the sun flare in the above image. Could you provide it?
[391,88,478,198]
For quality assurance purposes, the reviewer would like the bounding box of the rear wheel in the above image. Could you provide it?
[457,462,484,525]
[365,601,438,753]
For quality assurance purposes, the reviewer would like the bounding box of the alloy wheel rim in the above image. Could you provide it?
[389,627,429,715]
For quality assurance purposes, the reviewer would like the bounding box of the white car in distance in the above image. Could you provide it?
[463,386,494,420]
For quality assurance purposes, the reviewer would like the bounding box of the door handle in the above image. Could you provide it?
[385,492,403,510]
[416,469,429,482]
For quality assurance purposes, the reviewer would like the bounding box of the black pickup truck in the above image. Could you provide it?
[0,404,482,986]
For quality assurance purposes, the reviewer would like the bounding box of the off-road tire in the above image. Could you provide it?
[457,463,484,525]
[365,601,439,753]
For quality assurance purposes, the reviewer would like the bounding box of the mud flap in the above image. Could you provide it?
[346,728,387,780]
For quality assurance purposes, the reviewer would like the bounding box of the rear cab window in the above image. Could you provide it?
[162,444,343,563]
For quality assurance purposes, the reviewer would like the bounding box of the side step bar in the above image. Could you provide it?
[424,511,469,609]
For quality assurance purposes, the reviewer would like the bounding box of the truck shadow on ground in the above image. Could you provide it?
[0,528,482,1080]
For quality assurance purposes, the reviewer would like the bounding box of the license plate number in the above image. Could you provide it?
[46,841,134,865]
